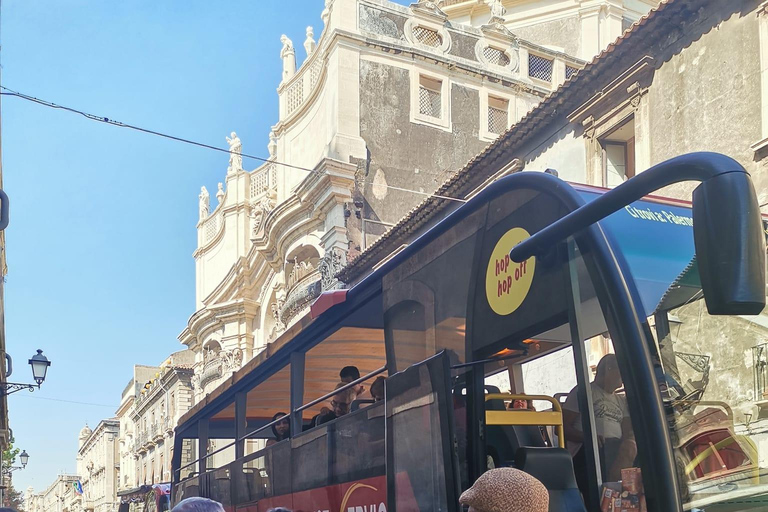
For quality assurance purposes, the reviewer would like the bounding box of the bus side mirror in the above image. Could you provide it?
[693,171,766,315]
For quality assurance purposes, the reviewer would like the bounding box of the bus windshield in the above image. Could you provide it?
[656,295,768,509]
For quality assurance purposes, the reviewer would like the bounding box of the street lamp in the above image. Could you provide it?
[2,450,29,475]
[28,350,50,386]
[1,350,51,396]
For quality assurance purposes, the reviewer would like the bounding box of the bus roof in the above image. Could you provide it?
[175,177,704,432]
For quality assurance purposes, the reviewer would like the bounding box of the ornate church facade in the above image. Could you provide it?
[179,0,655,399]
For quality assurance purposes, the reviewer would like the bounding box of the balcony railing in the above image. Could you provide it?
[200,207,224,244]
[280,272,322,327]
[249,163,277,202]
[199,357,223,390]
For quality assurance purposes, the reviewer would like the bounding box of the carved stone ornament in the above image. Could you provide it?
[488,0,506,22]
[199,186,210,220]
[304,26,316,57]
[318,249,346,291]
[268,131,278,159]
[226,132,243,174]
[410,1,448,22]
[280,35,296,81]
[250,190,277,238]
[322,0,333,26]
[221,348,243,371]
[216,182,225,205]
[250,207,265,238]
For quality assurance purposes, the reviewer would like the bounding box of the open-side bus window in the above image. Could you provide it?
[386,351,460,512]
[383,205,489,373]
[654,297,768,510]
[174,435,200,504]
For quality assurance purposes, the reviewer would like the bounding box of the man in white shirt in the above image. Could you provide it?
[563,354,637,485]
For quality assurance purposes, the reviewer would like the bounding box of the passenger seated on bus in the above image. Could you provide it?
[370,376,385,402]
[340,365,365,396]
[509,398,536,411]
[317,382,358,425]
[563,354,637,486]
[266,412,290,447]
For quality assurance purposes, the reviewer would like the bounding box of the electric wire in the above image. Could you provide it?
[10,393,118,409]
[0,86,467,204]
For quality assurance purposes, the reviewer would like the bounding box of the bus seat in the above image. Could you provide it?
[515,447,586,512]
[512,425,549,448]
[485,394,548,466]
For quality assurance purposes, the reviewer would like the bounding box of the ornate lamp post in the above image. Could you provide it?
[1,350,51,395]
[3,450,28,474]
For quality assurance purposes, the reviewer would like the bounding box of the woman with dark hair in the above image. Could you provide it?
[267,412,290,447]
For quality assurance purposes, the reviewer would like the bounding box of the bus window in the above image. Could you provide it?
[383,205,489,373]
[243,364,291,454]
[655,298,768,509]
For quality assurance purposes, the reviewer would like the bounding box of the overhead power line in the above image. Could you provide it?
[0,86,467,204]
[11,393,118,409]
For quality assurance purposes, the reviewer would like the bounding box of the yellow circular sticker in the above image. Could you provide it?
[486,228,536,315]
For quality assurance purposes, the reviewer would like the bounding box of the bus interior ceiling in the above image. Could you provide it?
[203,326,387,440]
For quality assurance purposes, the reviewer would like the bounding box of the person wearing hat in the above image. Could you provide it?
[459,468,549,512]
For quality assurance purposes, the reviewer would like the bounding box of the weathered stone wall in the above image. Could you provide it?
[359,3,407,41]
[358,59,488,245]
[648,2,762,198]
[513,17,581,57]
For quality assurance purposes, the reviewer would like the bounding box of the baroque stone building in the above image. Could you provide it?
[25,474,80,512]
[76,420,120,512]
[116,351,195,494]
[179,0,652,399]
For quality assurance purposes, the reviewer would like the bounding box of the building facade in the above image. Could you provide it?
[116,351,195,494]
[25,474,80,512]
[76,420,119,512]
[179,0,648,400]
[333,0,768,491]
[439,0,657,61]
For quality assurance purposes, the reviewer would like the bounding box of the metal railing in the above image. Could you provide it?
[174,365,387,480]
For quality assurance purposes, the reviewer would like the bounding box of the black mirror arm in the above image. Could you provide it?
[509,152,746,262]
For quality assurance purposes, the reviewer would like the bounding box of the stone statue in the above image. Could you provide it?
[268,131,278,159]
[322,0,333,26]
[280,35,296,81]
[226,131,242,174]
[304,26,316,57]
[216,182,225,205]
[199,186,210,220]
[489,0,506,20]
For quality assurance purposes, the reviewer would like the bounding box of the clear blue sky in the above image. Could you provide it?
[2,0,408,493]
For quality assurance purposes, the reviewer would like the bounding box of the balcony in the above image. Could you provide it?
[199,357,223,390]
[151,422,163,443]
[280,274,321,327]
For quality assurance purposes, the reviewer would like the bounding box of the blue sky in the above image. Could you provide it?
[1,0,406,493]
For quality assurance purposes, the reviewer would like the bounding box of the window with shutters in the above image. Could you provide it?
[418,75,442,119]
[413,25,443,48]
[528,53,554,83]
[411,71,451,131]
[487,96,509,135]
